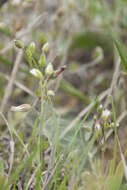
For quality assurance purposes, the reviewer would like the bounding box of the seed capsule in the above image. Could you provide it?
[42,42,49,53]
[14,39,24,49]
[10,104,31,112]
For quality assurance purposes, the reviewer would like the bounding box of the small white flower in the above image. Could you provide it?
[99,104,103,109]
[110,122,119,128]
[101,109,111,120]
[30,68,43,80]
[110,122,114,128]
[117,123,119,127]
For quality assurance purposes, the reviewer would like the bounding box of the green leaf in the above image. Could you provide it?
[3,152,35,190]
[114,40,127,73]
[0,159,4,178]
[0,159,5,187]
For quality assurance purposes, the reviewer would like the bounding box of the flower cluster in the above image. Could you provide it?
[91,104,119,146]
[12,40,66,112]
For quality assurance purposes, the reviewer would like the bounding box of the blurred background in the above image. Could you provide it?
[1,0,127,189]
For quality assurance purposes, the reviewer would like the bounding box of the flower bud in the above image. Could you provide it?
[30,68,43,80]
[14,39,24,49]
[42,42,49,53]
[28,42,35,54]
[93,46,104,60]
[38,53,46,67]
[45,63,54,77]
[11,104,31,112]
[47,90,55,97]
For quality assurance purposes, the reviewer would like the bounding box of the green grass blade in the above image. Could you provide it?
[114,40,127,73]
[109,96,117,176]
[106,162,123,190]
[1,152,35,190]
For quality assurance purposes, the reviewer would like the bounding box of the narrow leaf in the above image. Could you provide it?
[114,40,127,73]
